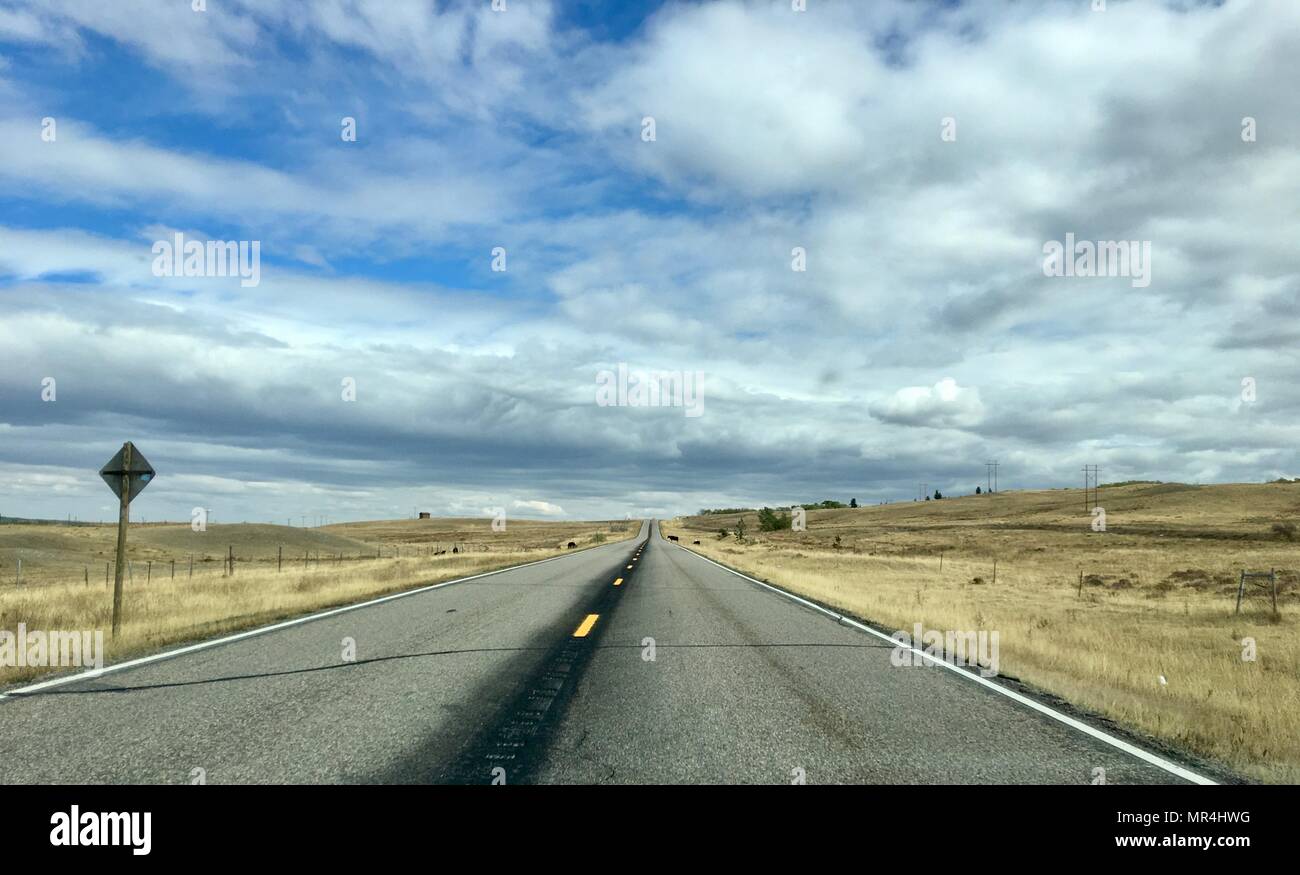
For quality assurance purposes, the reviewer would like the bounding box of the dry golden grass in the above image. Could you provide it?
[0,517,636,687]
[665,482,1300,784]
[0,517,630,587]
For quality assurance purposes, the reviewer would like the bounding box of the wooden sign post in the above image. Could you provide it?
[99,442,156,638]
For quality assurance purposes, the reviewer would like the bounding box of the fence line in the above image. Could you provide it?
[0,541,523,589]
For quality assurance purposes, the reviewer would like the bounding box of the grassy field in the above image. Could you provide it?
[663,482,1300,784]
[0,516,625,587]
[0,517,636,687]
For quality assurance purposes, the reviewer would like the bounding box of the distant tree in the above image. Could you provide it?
[934,490,943,500]
[850,498,858,508]
[757,507,792,531]
[735,517,746,540]
[975,486,981,495]
[924,496,930,501]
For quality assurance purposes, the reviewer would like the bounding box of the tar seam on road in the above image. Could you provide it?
[5,646,556,697]
[669,539,1217,786]
[436,538,647,784]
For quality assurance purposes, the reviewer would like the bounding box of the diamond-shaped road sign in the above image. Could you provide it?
[99,442,155,503]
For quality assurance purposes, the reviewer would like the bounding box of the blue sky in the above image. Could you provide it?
[0,0,1297,524]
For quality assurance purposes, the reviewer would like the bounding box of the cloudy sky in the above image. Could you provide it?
[0,0,1297,524]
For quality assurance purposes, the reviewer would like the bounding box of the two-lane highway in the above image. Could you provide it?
[0,520,1205,784]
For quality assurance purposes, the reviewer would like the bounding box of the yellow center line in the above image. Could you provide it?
[573,613,600,637]
[613,577,623,586]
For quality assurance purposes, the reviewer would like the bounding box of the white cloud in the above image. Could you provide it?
[871,378,985,429]
[512,499,565,517]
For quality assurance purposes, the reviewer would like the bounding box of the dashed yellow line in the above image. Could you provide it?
[613,577,624,586]
[573,614,600,637]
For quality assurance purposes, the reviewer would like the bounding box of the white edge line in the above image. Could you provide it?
[672,541,1216,786]
[1,536,643,703]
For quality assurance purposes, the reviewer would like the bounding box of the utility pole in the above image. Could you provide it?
[985,460,999,494]
[1082,464,1100,512]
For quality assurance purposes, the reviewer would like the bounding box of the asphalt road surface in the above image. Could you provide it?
[0,520,1202,784]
